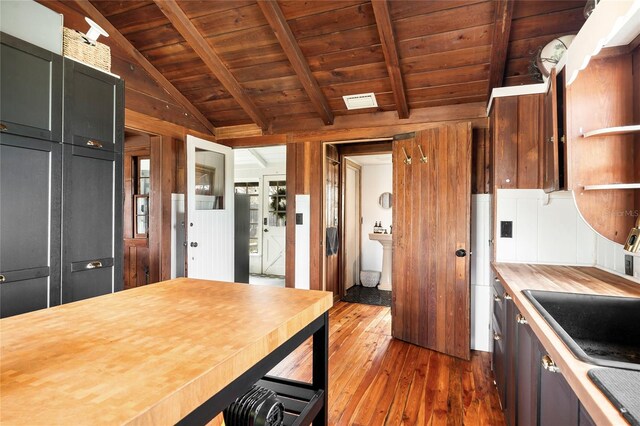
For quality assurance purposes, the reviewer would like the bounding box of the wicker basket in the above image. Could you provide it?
[63,27,111,72]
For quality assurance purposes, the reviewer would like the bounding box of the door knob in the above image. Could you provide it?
[455,249,467,257]
[190,242,198,247]
[264,228,269,233]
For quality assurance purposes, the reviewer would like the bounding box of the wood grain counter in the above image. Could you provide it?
[492,263,640,426]
[0,278,333,425]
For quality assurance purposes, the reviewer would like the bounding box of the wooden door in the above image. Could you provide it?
[262,176,287,275]
[343,159,361,293]
[392,124,471,360]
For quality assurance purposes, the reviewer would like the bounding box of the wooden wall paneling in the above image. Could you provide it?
[516,94,541,188]
[285,140,297,289]
[543,68,560,193]
[159,136,176,281]
[472,128,491,194]
[487,0,514,95]
[309,141,324,291]
[325,145,340,299]
[148,135,162,284]
[566,53,636,244]
[635,46,640,216]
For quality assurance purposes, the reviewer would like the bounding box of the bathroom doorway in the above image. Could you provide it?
[323,140,393,306]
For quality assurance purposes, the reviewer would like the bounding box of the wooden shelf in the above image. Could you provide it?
[583,183,640,190]
[581,125,640,138]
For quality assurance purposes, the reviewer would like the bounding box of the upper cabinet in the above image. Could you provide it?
[564,0,640,245]
[0,32,62,142]
[490,93,544,191]
[63,58,124,153]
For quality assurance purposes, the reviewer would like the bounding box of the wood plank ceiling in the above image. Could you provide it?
[89,0,586,131]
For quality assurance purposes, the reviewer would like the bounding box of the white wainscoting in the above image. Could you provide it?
[471,194,491,352]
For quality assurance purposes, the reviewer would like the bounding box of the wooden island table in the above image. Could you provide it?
[0,278,333,425]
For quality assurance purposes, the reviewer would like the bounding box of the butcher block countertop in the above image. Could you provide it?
[492,263,640,426]
[0,278,333,425]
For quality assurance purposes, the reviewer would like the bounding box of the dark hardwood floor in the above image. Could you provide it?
[268,301,506,425]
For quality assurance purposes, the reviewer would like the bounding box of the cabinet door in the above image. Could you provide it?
[0,134,61,317]
[539,353,579,426]
[516,317,542,426]
[492,317,507,407]
[62,145,122,303]
[63,58,124,153]
[579,403,597,426]
[505,300,517,426]
[0,32,62,142]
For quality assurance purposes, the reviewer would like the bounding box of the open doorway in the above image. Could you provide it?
[234,146,287,287]
[323,140,393,305]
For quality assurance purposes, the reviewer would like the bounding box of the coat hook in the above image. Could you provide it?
[401,147,412,165]
[417,145,428,163]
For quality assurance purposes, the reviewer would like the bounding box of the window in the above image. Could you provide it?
[134,157,150,238]
[267,180,286,227]
[235,182,260,254]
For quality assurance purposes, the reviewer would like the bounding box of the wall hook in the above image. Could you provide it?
[401,147,412,165]
[417,145,428,163]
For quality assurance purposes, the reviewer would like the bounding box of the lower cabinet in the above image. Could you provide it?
[62,145,122,303]
[0,135,61,317]
[490,283,591,426]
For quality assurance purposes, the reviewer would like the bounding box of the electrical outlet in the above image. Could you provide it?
[500,221,513,238]
[625,255,634,276]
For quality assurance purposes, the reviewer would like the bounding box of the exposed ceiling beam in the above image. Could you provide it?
[154,0,270,130]
[257,0,334,125]
[71,0,215,135]
[487,0,514,96]
[247,148,268,168]
[371,0,409,119]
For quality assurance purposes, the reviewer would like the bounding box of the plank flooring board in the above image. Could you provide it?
[269,302,505,425]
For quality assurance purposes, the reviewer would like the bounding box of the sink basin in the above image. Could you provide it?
[523,290,640,371]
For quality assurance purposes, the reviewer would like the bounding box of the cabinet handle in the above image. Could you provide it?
[87,261,103,269]
[503,292,512,300]
[494,295,502,302]
[493,333,502,341]
[0,274,5,283]
[516,314,528,325]
[0,123,7,132]
[541,355,560,373]
[86,140,103,149]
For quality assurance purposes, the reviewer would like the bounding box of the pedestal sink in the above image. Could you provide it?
[368,233,392,291]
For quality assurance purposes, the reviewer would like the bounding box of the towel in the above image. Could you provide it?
[326,227,339,256]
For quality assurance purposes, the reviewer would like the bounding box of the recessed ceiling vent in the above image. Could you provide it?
[343,92,378,110]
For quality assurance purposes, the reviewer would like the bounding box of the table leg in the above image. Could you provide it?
[312,311,329,426]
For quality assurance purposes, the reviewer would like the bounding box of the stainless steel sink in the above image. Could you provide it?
[523,290,640,371]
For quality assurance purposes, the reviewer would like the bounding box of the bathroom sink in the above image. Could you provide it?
[523,290,640,371]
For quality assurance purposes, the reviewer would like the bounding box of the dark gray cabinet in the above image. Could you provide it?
[539,352,579,426]
[0,32,62,142]
[63,58,123,153]
[516,313,541,426]
[0,35,123,315]
[492,278,507,408]
[61,59,123,303]
[0,135,61,317]
[62,145,123,302]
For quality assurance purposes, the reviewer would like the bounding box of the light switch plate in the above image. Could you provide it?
[500,221,513,238]
[625,255,634,276]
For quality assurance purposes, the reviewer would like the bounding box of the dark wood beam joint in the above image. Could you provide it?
[154,0,270,130]
[371,0,409,119]
[257,0,334,125]
[487,0,514,96]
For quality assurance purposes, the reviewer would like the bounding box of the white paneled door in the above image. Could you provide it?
[186,135,234,281]
[262,175,286,275]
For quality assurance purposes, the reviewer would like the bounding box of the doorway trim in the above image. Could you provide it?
[340,158,361,296]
